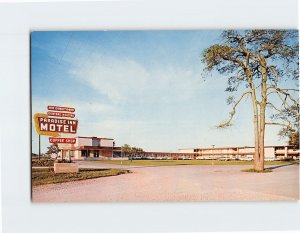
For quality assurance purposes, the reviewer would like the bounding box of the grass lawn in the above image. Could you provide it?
[241,168,273,173]
[89,159,294,166]
[32,168,129,186]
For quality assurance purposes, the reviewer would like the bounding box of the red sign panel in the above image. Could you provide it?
[38,117,78,134]
[47,105,75,112]
[49,137,76,144]
[47,111,75,118]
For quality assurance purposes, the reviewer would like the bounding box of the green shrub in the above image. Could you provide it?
[280,157,294,162]
[54,159,72,163]
[32,158,54,167]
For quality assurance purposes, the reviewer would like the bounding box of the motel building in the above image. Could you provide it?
[58,136,121,160]
[178,146,300,161]
[56,136,299,161]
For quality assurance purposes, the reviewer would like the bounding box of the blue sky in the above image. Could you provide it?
[31,30,298,153]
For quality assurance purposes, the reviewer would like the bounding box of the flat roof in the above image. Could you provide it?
[74,146,120,150]
[144,151,197,154]
[178,145,294,150]
[77,136,114,140]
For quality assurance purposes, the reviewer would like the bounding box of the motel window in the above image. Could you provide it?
[82,150,88,157]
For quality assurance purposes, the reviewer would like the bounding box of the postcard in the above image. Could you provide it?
[31,30,299,202]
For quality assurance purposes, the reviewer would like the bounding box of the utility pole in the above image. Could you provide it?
[121,148,123,165]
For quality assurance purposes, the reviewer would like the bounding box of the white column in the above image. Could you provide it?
[67,150,71,161]
[284,146,288,158]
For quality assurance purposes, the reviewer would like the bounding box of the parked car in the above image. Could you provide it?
[264,157,276,161]
[229,157,239,161]
[201,156,214,160]
[217,157,229,161]
[239,157,253,161]
[178,156,193,160]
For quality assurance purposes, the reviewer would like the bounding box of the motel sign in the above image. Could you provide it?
[34,105,78,140]
[38,117,78,134]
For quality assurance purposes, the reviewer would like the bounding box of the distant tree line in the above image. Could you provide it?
[121,144,145,160]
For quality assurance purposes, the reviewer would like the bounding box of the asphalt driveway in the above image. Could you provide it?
[32,162,299,202]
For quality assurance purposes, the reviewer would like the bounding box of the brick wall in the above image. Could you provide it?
[101,150,113,158]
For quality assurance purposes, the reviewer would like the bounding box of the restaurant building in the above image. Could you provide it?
[59,136,121,160]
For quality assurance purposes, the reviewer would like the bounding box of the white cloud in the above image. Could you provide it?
[70,55,149,103]
[69,54,204,106]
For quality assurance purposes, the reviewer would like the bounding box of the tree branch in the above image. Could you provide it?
[265,122,291,127]
[280,88,299,92]
[266,102,282,113]
[267,86,299,108]
[239,42,260,62]
[223,56,246,69]
[266,102,293,125]
[269,65,280,83]
[276,89,298,106]
[217,91,251,128]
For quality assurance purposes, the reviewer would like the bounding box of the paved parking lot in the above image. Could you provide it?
[32,162,299,202]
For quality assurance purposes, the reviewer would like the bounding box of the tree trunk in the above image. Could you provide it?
[252,99,261,171]
[250,82,261,171]
[257,131,265,171]
[245,54,263,171]
[257,102,266,171]
[254,57,267,171]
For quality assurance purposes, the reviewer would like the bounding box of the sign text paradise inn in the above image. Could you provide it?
[38,117,78,134]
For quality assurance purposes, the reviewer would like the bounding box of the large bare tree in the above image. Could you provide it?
[202,30,299,171]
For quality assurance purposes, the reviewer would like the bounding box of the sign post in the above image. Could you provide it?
[38,134,41,160]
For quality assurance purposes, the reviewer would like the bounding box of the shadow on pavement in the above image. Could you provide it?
[268,162,299,170]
